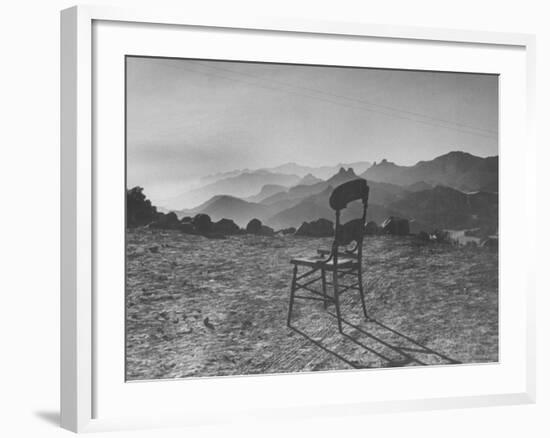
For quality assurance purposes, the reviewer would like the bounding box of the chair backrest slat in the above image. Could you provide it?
[329,178,369,251]
[329,179,369,210]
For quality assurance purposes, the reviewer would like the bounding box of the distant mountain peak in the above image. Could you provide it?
[337,167,357,175]
[297,173,323,186]
[441,150,473,158]
[373,159,397,168]
[329,167,357,181]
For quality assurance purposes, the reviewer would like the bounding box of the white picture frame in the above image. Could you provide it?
[60,5,536,433]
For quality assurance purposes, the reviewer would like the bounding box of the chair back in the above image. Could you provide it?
[329,178,369,211]
[329,179,369,256]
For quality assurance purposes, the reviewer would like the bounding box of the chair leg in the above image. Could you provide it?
[321,268,328,309]
[332,269,343,333]
[357,266,368,320]
[287,265,298,327]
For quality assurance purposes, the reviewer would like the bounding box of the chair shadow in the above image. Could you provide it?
[289,310,460,369]
[34,410,60,427]
[289,325,366,369]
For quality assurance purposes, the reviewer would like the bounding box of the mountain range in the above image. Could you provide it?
[362,151,498,193]
[173,161,372,210]
[167,170,301,210]
[167,151,498,234]
[264,161,372,179]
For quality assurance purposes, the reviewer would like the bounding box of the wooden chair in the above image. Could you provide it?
[287,179,369,333]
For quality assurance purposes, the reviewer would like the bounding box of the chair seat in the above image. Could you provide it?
[291,254,358,269]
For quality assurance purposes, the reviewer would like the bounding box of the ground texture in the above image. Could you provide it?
[126,229,498,380]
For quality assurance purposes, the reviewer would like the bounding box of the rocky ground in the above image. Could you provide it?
[126,229,498,380]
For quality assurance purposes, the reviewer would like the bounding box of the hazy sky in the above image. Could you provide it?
[126,57,498,202]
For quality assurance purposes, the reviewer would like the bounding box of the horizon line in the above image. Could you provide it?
[197,149,499,180]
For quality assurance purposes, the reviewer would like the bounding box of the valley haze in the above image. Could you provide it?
[150,151,498,238]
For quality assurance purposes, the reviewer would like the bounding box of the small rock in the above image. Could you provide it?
[381,216,410,236]
[203,317,215,330]
[417,231,430,242]
[177,326,193,335]
[364,221,379,235]
[295,218,334,237]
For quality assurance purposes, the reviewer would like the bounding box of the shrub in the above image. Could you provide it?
[213,218,241,235]
[192,214,212,234]
[246,218,262,234]
[260,225,275,236]
[127,186,157,227]
[295,219,334,237]
[149,212,180,229]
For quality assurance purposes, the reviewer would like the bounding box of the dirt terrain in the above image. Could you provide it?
[126,229,498,380]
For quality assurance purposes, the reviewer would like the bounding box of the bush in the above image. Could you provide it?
[260,225,275,236]
[149,212,180,229]
[295,219,334,237]
[127,187,157,227]
[213,218,241,235]
[192,214,212,234]
[246,218,262,234]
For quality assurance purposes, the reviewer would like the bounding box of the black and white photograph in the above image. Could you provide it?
[2,0,547,435]
[125,56,499,381]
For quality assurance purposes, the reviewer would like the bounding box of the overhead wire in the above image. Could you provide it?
[192,60,498,137]
[133,58,498,140]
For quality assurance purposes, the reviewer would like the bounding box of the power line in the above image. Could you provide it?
[192,60,498,137]
[172,62,497,140]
